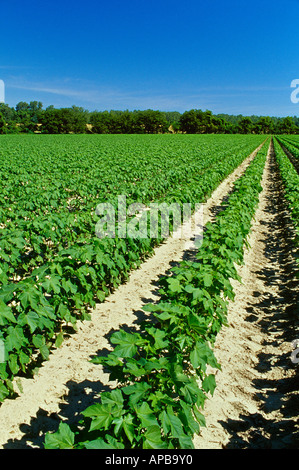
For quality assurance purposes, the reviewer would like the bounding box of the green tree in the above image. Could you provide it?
[277,116,297,134]
[179,109,232,134]
[15,101,30,113]
[116,111,134,133]
[61,108,86,133]
[253,116,274,134]
[135,110,168,133]
[29,101,43,123]
[179,109,202,133]
[16,110,35,132]
[0,112,7,134]
[89,111,110,133]
[40,107,86,134]
[15,101,42,132]
[0,103,16,123]
[238,117,253,134]
[40,108,61,133]
[165,111,181,132]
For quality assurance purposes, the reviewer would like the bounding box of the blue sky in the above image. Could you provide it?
[0,0,298,116]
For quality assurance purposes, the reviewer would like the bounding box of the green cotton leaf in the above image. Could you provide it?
[178,435,194,449]
[154,311,173,321]
[193,405,206,428]
[31,264,49,282]
[44,422,75,449]
[101,389,124,407]
[32,334,45,349]
[179,400,199,435]
[160,410,171,435]
[184,285,204,301]
[167,278,183,293]
[124,359,146,377]
[110,330,139,358]
[84,439,115,449]
[166,407,184,439]
[42,275,61,294]
[202,374,217,396]
[84,437,124,449]
[8,354,19,375]
[122,417,135,445]
[0,382,10,402]
[190,341,221,372]
[91,351,123,369]
[73,293,83,309]
[19,286,40,310]
[180,379,202,405]
[190,341,210,371]
[143,426,167,449]
[5,326,27,352]
[202,295,214,313]
[142,303,164,313]
[0,284,15,303]
[55,332,64,349]
[57,303,71,322]
[61,278,78,294]
[113,416,123,436]
[113,414,135,444]
[19,350,30,370]
[0,300,16,326]
[143,356,169,373]
[52,262,63,277]
[170,364,190,384]
[187,314,208,336]
[203,272,213,287]
[32,334,50,360]
[39,344,50,360]
[146,326,169,350]
[82,403,115,431]
[96,290,106,302]
[19,311,40,334]
[135,402,159,428]
[36,301,56,320]
[105,435,126,449]
[184,284,194,294]
[122,382,151,406]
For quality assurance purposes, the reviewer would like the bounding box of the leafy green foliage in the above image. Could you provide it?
[273,137,299,253]
[0,134,266,400]
[44,137,269,449]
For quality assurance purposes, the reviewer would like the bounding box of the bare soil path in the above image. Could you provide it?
[0,139,298,449]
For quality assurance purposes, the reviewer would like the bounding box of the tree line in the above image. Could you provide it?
[0,101,298,134]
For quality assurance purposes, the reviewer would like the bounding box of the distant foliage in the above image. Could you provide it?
[0,102,298,134]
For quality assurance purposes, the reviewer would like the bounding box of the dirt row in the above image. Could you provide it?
[0,139,297,449]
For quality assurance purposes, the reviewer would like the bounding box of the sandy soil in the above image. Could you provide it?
[0,139,297,449]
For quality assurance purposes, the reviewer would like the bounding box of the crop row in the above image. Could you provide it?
[273,137,299,250]
[0,135,265,401]
[275,135,299,166]
[44,140,269,449]
[276,134,299,149]
[0,134,265,285]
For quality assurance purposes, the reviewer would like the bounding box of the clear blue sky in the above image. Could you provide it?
[1,0,298,116]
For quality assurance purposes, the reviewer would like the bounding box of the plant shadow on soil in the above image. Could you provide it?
[217,156,299,449]
[1,306,164,449]
[1,377,114,449]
